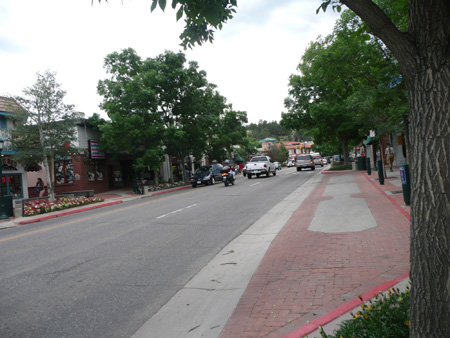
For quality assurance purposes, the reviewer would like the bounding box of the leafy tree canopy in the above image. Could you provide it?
[12,70,83,199]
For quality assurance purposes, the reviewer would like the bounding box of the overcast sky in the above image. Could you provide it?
[0,0,340,124]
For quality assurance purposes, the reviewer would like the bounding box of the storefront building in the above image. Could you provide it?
[27,120,138,197]
[0,97,28,196]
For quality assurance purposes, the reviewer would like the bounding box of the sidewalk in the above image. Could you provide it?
[0,167,411,338]
[0,184,192,230]
[219,167,410,338]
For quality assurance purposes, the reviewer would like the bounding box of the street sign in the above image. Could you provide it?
[400,166,407,185]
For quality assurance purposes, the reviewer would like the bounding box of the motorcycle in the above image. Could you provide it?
[221,167,235,186]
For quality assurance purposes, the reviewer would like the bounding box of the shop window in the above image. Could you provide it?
[1,174,23,198]
[55,160,74,184]
[87,160,104,181]
[0,116,7,129]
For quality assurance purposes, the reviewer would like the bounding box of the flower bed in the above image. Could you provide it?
[23,197,105,217]
[148,181,190,192]
[320,286,410,338]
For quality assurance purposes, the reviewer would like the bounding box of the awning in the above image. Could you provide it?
[25,164,42,172]
[364,136,375,145]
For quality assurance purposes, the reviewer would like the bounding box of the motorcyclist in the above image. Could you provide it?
[224,160,236,181]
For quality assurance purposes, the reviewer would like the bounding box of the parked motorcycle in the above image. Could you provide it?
[221,167,235,186]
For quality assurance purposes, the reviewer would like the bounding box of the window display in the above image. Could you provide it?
[55,160,74,184]
[87,160,104,181]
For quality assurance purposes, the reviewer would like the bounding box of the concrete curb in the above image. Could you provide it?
[17,201,124,225]
[361,172,411,222]
[284,273,410,338]
[322,167,360,175]
[149,185,191,196]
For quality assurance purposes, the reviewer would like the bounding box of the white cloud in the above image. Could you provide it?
[0,0,339,123]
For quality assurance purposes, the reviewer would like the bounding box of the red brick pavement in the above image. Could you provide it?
[219,171,410,338]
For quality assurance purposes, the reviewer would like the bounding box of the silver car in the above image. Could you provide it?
[312,154,324,167]
[296,154,315,171]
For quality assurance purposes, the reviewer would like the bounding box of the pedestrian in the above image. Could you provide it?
[35,178,45,197]
[385,142,395,172]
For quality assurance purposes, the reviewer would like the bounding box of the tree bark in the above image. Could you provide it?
[407,61,450,338]
[341,0,450,336]
[43,156,54,200]
[168,156,174,185]
[338,134,349,165]
[154,169,159,186]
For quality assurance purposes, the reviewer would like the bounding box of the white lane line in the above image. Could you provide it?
[250,182,261,186]
[157,204,197,219]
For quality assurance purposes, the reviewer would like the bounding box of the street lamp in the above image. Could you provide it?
[0,138,8,220]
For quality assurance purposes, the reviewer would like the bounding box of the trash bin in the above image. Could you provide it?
[357,156,366,170]
[399,164,411,206]
[0,195,13,218]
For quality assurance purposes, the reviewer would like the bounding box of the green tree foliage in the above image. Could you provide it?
[281,7,407,165]
[94,0,238,49]
[152,0,238,49]
[97,48,165,181]
[12,70,83,199]
[246,120,310,142]
[246,120,287,141]
[98,48,251,182]
[206,108,249,163]
[281,35,365,165]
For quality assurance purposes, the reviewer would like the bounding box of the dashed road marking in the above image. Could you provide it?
[156,204,197,219]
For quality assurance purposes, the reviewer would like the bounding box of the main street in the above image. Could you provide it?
[0,166,325,338]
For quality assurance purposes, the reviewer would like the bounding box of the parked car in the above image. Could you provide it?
[274,161,282,170]
[312,154,324,167]
[191,163,224,187]
[321,158,328,165]
[287,159,295,167]
[296,154,315,171]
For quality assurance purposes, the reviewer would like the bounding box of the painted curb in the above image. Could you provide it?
[18,200,123,225]
[361,172,411,222]
[150,185,191,196]
[284,272,410,338]
[321,169,354,175]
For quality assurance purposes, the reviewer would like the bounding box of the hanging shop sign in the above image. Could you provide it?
[1,157,18,171]
[89,140,105,159]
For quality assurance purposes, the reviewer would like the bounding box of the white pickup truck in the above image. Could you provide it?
[245,156,277,179]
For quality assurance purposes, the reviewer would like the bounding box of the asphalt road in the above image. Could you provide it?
[0,166,324,338]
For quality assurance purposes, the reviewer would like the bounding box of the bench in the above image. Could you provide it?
[61,190,94,198]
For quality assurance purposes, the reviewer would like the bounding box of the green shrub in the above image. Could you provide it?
[319,286,410,338]
[329,164,352,171]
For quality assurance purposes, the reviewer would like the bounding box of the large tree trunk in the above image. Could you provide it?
[341,0,450,336]
[43,156,54,201]
[153,169,159,186]
[168,156,174,185]
[338,134,349,165]
[407,61,450,338]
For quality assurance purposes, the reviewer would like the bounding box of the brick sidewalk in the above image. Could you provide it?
[219,171,410,338]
